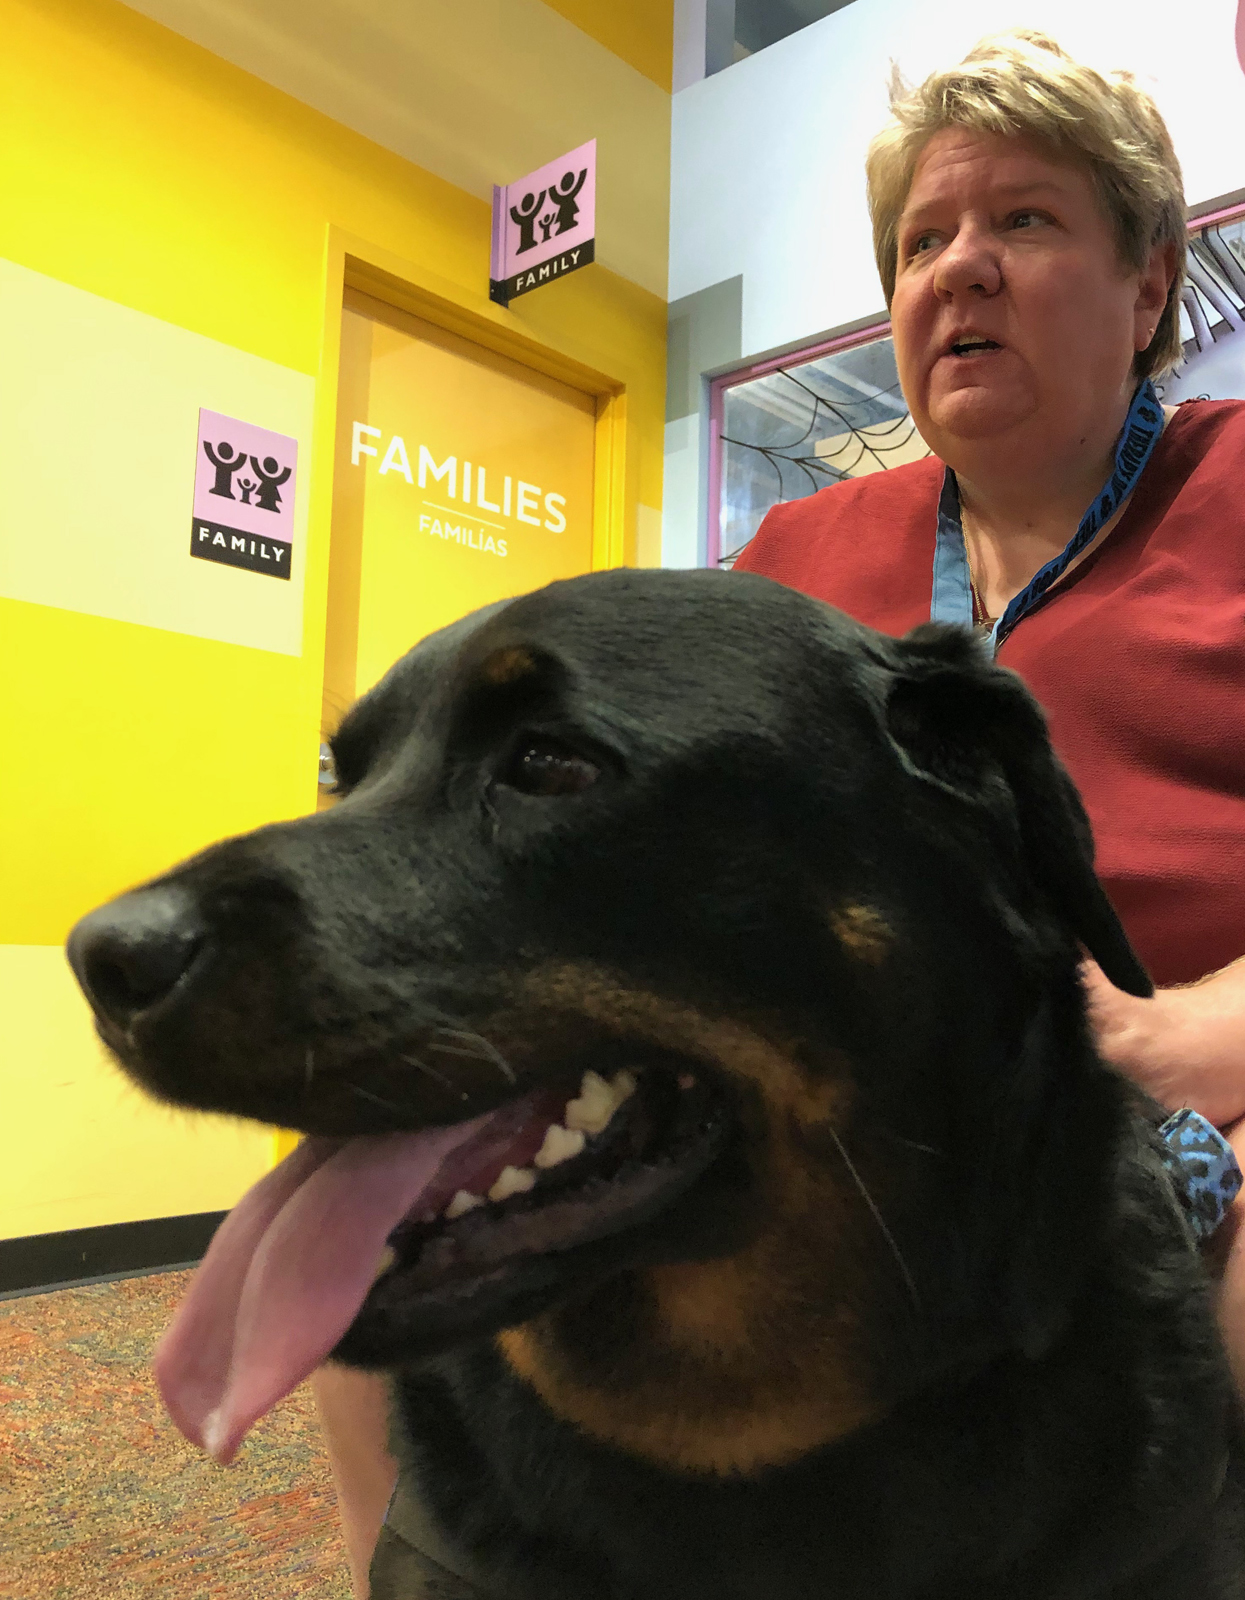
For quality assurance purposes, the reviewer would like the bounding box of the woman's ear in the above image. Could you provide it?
[886,625,1152,998]
[1136,238,1178,353]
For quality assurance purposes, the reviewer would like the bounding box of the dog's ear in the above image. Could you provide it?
[885,625,1152,998]
[884,625,1147,1359]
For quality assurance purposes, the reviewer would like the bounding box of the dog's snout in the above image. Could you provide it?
[68,886,206,1028]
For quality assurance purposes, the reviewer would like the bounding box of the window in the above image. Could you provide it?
[1169,211,1245,403]
[710,325,929,568]
[704,0,858,76]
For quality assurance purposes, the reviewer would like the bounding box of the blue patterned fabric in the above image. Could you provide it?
[1158,1109,1243,1241]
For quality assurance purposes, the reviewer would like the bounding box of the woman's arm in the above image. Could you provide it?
[311,1365,398,1599]
[1083,954,1245,1395]
[1081,954,1245,1127]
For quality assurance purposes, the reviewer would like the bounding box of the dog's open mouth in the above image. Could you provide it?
[153,1059,727,1463]
[379,1064,721,1287]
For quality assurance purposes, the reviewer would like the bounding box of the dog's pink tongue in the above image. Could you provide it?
[154,1117,492,1464]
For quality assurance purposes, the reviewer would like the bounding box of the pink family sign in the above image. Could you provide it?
[490,139,596,307]
[191,408,298,579]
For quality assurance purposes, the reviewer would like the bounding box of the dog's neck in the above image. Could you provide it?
[497,1263,880,1476]
[497,1132,899,1476]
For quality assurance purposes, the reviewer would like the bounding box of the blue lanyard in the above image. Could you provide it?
[930,380,1164,652]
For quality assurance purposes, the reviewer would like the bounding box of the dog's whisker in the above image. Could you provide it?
[825,1126,923,1317]
[431,1029,517,1085]
[401,1052,471,1103]
[348,1082,402,1112]
[304,1049,316,1090]
[880,1130,945,1159]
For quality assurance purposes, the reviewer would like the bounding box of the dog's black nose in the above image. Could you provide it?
[67,887,206,1027]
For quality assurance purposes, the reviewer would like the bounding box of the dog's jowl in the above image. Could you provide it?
[68,569,1244,1599]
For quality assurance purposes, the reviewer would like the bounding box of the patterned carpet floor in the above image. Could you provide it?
[0,1271,351,1599]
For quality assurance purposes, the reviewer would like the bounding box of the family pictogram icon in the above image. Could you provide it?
[203,439,292,512]
[508,166,588,255]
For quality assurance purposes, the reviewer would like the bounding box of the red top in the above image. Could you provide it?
[734,399,1245,987]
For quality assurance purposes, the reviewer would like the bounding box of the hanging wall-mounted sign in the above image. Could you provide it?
[490,139,596,308]
[191,409,298,579]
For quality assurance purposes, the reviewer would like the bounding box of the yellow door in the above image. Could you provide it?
[327,289,598,708]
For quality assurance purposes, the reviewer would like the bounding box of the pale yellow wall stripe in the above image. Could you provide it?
[0,946,272,1242]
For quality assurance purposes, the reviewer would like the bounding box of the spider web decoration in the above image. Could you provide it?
[717,332,931,568]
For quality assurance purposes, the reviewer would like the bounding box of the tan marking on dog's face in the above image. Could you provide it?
[519,966,853,1129]
[478,646,539,686]
[829,903,892,965]
[498,1301,874,1477]
[492,966,897,1477]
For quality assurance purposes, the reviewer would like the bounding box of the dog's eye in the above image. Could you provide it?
[503,739,599,797]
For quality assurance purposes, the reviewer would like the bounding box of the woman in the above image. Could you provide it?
[736,29,1245,1368]
[318,32,1245,1593]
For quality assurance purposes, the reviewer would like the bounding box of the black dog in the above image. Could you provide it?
[68,569,1243,1599]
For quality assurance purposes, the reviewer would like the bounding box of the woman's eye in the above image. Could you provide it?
[1009,210,1044,230]
[902,231,940,265]
[503,740,600,797]
[318,742,339,791]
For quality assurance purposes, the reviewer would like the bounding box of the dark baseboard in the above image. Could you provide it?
[0,1211,226,1297]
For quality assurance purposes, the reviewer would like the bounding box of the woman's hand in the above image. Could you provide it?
[1084,955,1245,1394]
[1080,954,1245,1129]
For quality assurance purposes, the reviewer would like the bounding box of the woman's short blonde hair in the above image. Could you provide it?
[866,31,1187,379]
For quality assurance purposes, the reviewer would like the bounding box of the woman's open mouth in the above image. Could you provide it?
[949,337,1002,357]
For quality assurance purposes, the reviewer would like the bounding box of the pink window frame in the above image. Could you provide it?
[1192,200,1245,232]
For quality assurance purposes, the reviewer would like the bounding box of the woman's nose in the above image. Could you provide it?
[932,223,1002,300]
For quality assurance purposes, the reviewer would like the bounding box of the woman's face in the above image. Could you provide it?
[889,128,1171,465]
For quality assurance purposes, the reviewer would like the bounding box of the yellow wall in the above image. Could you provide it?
[124,0,673,300]
[1,950,280,1242]
[0,0,668,1239]
[542,0,675,87]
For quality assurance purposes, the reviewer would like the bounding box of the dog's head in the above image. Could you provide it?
[68,569,1149,1472]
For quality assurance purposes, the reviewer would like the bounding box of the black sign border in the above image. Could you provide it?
[490,238,595,307]
[190,519,293,580]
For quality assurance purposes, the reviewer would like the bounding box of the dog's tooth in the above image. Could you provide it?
[488,1165,537,1203]
[564,1071,617,1134]
[533,1123,587,1170]
[445,1189,485,1220]
[373,1244,397,1280]
[566,1068,638,1135]
[611,1069,637,1103]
